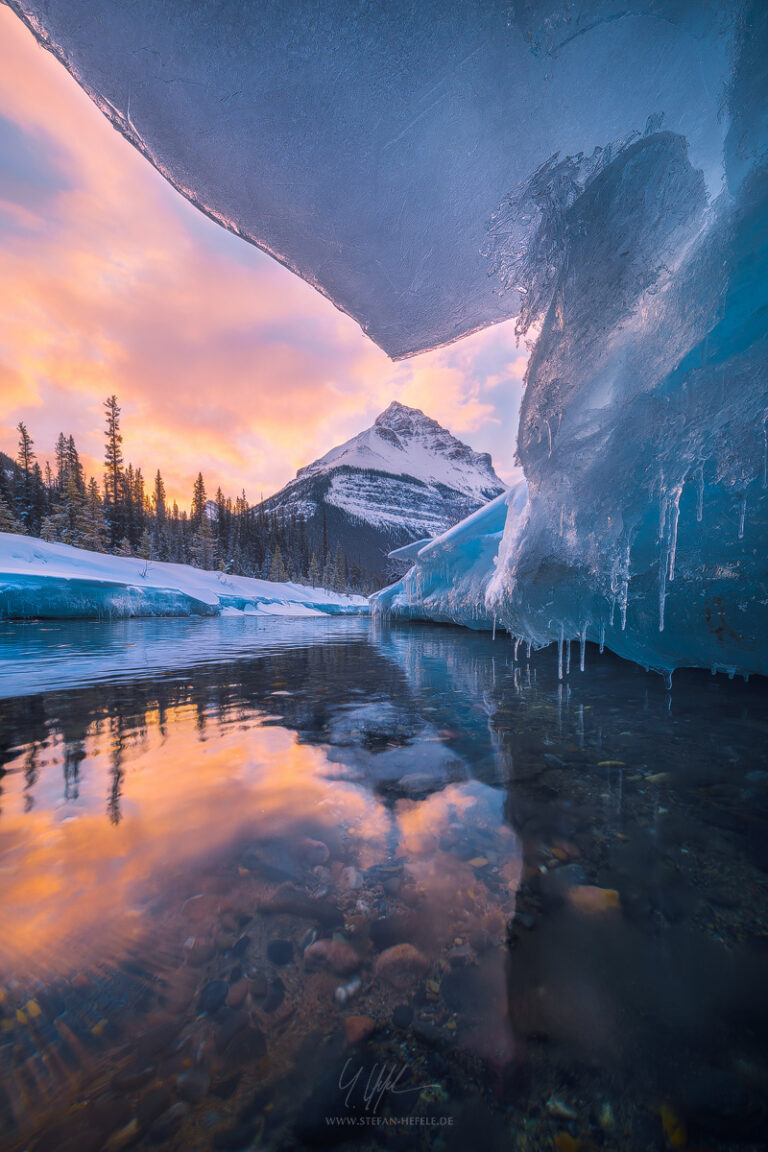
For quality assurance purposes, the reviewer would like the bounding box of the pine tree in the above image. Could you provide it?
[190,514,216,569]
[191,472,207,529]
[66,435,85,494]
[269,545,288,583]
[39,514,58,542]
[15,421,37,527]
[103,395,124,546]
[153,470,167,521]
[117,536,133,556]
[308,552,320,587]
[136,527,154,560]
[0,491,23,534]
[332,541,346,592]
[81,478,108,552]
[152,470,167,559]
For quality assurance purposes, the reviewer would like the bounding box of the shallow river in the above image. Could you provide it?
[0,617,767,1152]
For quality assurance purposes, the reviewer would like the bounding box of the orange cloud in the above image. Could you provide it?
[0,9,525,505]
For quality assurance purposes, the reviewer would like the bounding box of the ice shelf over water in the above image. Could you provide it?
[0,534,368,620]
[4,1,768,675]
[5,0,736,358]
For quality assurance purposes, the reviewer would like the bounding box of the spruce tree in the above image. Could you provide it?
[0,491,23,534]
[103,395,124,546]
[269,545,288,583]
[190,514,216,569]
[82,478,108,552]
[308,552,320,587]
[15,421,37,527]
[191,472,207,529]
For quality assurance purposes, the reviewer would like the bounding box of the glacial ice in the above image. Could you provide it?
[0,534,369,621]
[5,0,735,358]
[374,3,768,678]
[374,485,528,631]
[5,2,768,676]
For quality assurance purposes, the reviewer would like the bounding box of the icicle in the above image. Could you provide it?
[557,627,564,681]
[609,597,616,627]
[738,492,746,540]
[664,670,672,691]
[667,488,681,581]
[580,623,587,671]
[659,558,666,633]
[514,637,521,661]
[526,641,531,659]
[658,473,667,541]
[599,622,605,654]
[559,504,564,535]
[619,540,631,631]
[492,614,496,641]
[565,639,571,676]
[696,464,704,522]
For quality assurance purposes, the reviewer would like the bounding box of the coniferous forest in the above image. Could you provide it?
[0,396,377,594]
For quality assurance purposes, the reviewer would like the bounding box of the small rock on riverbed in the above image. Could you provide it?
[304,938,361,976]
[374,944,429,990]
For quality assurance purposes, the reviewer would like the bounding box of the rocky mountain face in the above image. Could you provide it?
[258,402,506,586]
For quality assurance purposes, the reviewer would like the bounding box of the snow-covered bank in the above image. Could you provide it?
[0,534,369,620]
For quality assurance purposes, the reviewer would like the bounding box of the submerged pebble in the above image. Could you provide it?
[304,938,360,976]
[374,944,429,990]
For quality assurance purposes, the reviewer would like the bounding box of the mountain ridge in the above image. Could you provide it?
[257,401,505,585]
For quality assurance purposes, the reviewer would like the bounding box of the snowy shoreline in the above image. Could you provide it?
[0,534,369,620]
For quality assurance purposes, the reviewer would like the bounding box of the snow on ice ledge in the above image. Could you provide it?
[373,486,528,632]
[0,535,369,620]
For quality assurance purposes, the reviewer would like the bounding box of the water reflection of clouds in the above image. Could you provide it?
[0,681,519,984]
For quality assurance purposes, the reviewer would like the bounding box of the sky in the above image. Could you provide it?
[0,8,527,507]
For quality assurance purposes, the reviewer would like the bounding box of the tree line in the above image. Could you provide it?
[0,396,374,593]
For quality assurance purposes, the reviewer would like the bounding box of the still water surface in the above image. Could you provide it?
[0,617,766,1151]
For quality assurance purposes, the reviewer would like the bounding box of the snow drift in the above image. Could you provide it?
[0,534,368,620]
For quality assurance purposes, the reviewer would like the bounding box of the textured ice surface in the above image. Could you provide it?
[374,3,768,677]
[375,115,768,676]
[0,534,368,620]
[373,483,528,630]
[4,0,736,357]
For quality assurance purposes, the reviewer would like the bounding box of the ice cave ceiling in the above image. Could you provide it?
[1,0,740,359]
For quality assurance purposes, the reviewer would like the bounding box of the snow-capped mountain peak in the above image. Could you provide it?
[294,401,502,501]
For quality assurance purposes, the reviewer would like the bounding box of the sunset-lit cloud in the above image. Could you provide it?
[0,9,526,506]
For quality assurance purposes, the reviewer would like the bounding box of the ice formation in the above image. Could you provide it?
[4,0,735,358]
[0,534,368,620]
[4,2,768,675]
[375,483,528,630]
[372,6,768,678]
